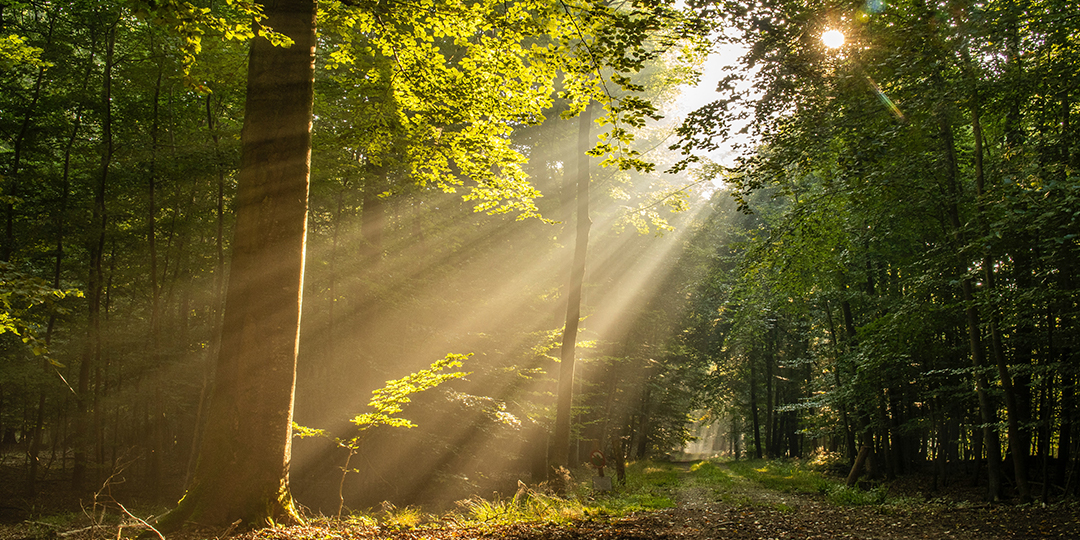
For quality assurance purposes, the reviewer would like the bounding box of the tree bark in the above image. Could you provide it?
[156,0,315,529]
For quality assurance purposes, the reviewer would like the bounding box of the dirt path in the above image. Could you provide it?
[498,461,1080,540]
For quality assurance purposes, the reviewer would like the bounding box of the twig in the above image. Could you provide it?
[114,501,164,540]
[217,519,242,540]
[58,525,110,537]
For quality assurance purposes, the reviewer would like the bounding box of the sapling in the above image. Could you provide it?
[294,353,470,518]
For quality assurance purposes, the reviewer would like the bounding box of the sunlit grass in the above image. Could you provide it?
[456,488,588,525]
[445,460,683,527]
[270,457,920,538]
[379,503,425,529]
[726,458,896,507]
[687,460,734,486]
[322,457,902,532]
[727,458,831,494]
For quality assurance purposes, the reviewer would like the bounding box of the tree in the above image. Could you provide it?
[155,0,316,528]
[551,101,594,477]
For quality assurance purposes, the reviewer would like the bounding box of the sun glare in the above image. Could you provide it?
[821,29,846,49]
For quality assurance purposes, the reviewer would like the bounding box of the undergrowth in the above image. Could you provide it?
[726,458,895,507]
[334,457,898,530]
[726,458,831,495]
[332,460,681,530]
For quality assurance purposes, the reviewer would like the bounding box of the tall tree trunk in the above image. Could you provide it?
[156,0,316,528]
[764,328,775,457]
[30,30,97,494]
[938,109,1003,500]
[182,94,228,489]
[74,16,117,491]
[824,301,856,461]
[361,165,387,262]
[749,354,763,459]
[965,56,1030,500]
[551,101,594,476]
[145,48,166,493]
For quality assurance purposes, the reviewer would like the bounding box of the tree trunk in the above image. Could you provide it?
[764,329,775,457]
[361,165,387,262]
[749,355,763,459]
[156,0,315,529]
[75,16,117,491]
[3,11,55,261]
[823,301,856,461]
[938,109,1003,500]
[551,101,594,475]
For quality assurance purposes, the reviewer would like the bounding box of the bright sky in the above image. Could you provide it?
[669,40,753,167]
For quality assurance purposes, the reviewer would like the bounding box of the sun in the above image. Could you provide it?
[821,29,846,49]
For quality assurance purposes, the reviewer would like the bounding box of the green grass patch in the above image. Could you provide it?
[727,459,831,494]
[594,460,679,512]
[727,458,896,508]
[629,460,681,488]
[774,502,795,513]
[687,460,734,487]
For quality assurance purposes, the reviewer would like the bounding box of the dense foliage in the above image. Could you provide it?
[673,0,1079,502]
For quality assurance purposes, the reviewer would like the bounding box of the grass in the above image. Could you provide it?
[725,457,898,507]
[726,458,832,495]
[687,460,735,487]
[365,461,682,529]
[580,461,678,515]
[333,457,896,530]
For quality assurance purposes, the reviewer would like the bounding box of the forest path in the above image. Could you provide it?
[491,460,1079,539]
[630,459,1078,540]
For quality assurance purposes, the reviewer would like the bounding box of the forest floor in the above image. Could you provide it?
[4,459,1080,540]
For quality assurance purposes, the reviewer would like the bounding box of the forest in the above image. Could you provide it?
[0,0,1078,536]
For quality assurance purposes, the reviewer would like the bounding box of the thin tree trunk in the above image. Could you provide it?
[966,60,1030,500]
[361,165,386,262]
[749,355,763,459]
[74,16,117,491]
[3,12,54,261]
[824,301,856,461]
[764,329,775,457]
[552,101,594,476]
[938,108,1003,500]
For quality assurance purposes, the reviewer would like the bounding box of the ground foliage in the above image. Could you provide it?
[6,459,1079,540]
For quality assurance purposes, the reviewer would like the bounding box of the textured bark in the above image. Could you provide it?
[156,0,315,529]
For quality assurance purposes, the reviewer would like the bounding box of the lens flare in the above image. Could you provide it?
[866,76,904,120]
